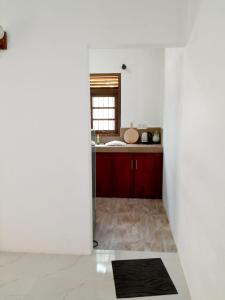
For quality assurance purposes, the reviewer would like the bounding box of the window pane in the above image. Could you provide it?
[108,109,115,119]
[108,97,115,107]
[100,109,104,119]
[93,109,100,119]
[108,120,115,130]
[98,120,104,130]
[103,109,108,119]
[93,109,115,120]
[93,120,99,130]
[103,120,109,130]
[93,96,115,108]
[99,98,104,107]
[92,97,99,107]
[103,97,109,107]
[93,119,115,131]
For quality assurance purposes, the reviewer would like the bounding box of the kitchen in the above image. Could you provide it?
[90,48,176,252]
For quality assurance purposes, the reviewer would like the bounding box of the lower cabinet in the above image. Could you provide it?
[113,154,134,198]
[96,153,113,197]
[96,152,163,199]
[133,153,163,198]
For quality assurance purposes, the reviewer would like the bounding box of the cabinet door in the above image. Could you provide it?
[96,153,113,197]
[113,153,134,198]
[134,153,163,198]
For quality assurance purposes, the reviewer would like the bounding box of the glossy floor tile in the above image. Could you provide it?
[0,250,190,300]
[95,198,177,252]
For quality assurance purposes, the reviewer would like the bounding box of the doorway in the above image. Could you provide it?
[90,47,176,253]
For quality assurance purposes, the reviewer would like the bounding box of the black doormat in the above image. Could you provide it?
[112,258,178,298]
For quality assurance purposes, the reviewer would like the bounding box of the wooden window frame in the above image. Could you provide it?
[90,73,121,136]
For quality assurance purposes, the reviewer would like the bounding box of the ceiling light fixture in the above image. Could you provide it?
[0,26,7,50]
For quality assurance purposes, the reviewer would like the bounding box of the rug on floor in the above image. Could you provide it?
[112,258,178,298]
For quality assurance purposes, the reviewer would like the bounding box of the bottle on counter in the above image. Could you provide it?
[96,134,100,145]
[152,130,160,144]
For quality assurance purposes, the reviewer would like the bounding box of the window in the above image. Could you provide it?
[90,73,121,135]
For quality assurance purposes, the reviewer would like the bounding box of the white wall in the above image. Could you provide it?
[89,48,164,127]
[163,0,225,298]
[0,0,187,254]
[163,48,183,240]
[186,0,203,39]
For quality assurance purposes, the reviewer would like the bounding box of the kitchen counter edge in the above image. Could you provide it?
[95,144,163,153]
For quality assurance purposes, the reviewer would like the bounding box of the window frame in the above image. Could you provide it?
[90,73,121,135]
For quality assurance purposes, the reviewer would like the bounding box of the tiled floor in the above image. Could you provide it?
[94,198,177,252]
[0,250,190,300]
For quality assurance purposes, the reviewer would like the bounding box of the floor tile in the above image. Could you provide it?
[95,198,177,252]
[0,250,190,300]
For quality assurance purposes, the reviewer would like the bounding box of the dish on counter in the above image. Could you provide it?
[104,141,126,146]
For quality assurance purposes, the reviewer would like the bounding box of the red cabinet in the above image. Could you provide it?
[113,154,134,198]
[96,153,113,197]
[96,152,163,199]
[133,153,163,198]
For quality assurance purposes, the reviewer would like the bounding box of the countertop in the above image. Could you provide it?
[95,144,163,153]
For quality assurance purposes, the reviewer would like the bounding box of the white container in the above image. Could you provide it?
[141,132,148,143]
[152,131,160,143]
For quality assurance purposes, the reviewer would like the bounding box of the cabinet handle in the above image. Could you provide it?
[135,160,138,169]
[131,159,134,169]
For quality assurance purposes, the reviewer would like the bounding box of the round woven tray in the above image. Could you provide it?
[123,128,139,144]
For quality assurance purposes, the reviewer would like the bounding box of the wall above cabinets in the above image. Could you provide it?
[89,48,165,128]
